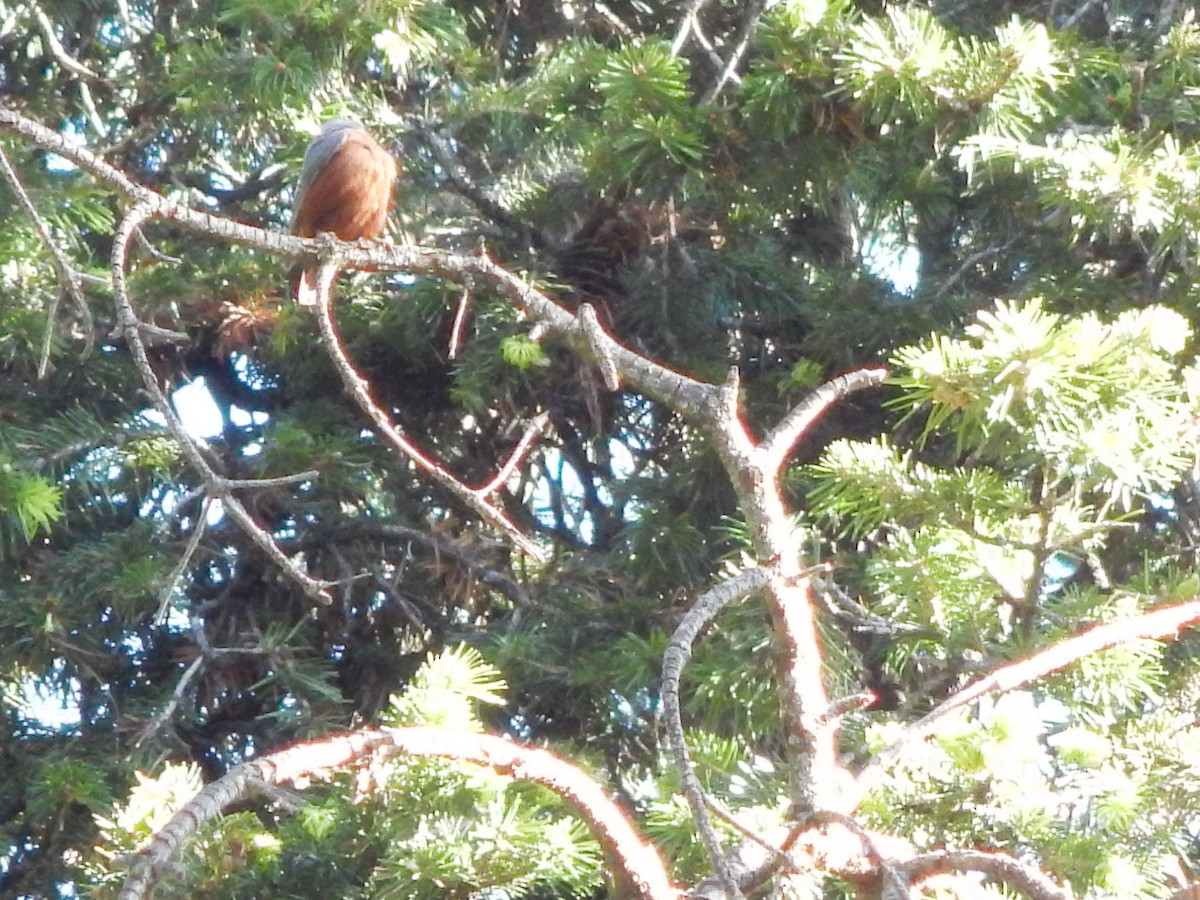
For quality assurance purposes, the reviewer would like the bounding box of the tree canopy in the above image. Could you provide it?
[3,0,1200,897]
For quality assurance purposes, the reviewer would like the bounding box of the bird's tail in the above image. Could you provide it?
[295,266,336,306]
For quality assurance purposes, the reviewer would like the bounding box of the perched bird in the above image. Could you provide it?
[289,119,397,305]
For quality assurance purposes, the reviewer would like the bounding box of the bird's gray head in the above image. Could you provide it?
[319,118,365,136]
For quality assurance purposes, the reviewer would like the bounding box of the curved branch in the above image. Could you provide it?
[310,281,547,560]
[899,848,1071,900]
[758,368,888,474]
[661,565,775,897]
[0,143,95,376]
[117,727,681,900]
[110,201,332,605]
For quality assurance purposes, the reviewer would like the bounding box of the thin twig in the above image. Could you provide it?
[448,286,472,360]
[134,226,182,264]
[704,799,796,875]
[413,121,550,250]
[134,655,204,748]
[700,0,777,104]
[671,0,713,55]
[475,411,551,499]
[591,2,635,37]
[214,470,320,492]
[154,496,212,622]
[0,143,95,377]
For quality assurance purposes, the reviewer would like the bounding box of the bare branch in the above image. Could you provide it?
[700,0,779,105]
[662,565,776,897]
[670,0,730,76]
[899,848,1071,900]
[448,286,472,359]
[1,104,871,828]
[154,496,212,622]
[118,727,681,900]
[134,655,203,748]
[758,368,889,474]
[579,303,620,391]
[854,599,1200,807]
[671,0,712,55]
[311,281,547,560]
[214,470,320,492]
[30,5,102,81]
[110,201,333,606]
[475,411,551,499]
[0,143,95,377]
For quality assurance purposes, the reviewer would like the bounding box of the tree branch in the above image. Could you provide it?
[700,0,778,105]
[853,599,1200,807]
[0,142,95,377]
[898,848,1071,900]
[310,278,548,560]
[110,201,332,605]
[758,368,888,473]
[117,726,681,900]
[662,565,776,897]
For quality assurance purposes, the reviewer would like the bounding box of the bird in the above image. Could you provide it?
[289,119,398,306]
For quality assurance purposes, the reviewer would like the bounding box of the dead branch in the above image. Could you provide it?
[153,496,212,622]
[110,200,332,605]
[117,726,681,900]
[310,275,547,560]
[700,0,779,104]
[30,5,102,81]
[134,655,203,749]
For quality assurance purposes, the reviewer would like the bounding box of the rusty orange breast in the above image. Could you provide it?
[290,128,397,242]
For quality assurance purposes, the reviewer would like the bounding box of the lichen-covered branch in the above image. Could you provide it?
[661,565,775,897]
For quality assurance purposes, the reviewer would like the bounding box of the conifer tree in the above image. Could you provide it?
[2,1,1200,897]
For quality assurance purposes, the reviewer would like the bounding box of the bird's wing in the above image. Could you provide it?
[290,127,354,234]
